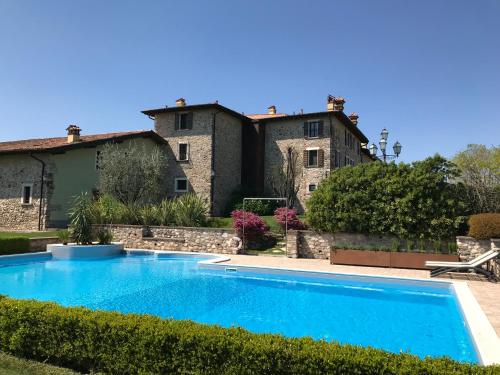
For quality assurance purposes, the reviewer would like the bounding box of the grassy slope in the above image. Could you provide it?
[0,231,59,239]
[0,352,77,375]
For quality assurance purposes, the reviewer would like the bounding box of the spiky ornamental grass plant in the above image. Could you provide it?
[174,193,208,227]
[68,192,94,245]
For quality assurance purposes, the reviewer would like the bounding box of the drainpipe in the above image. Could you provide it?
[29,153,46,231]
[210,110,222,216]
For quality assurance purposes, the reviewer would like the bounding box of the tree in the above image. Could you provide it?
[269,146,301,208]
[98,142,167,205]
[306,155,468,239]
[452,144,500,213]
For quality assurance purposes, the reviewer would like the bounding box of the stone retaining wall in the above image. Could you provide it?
[29,237,59,252]
[457,236,500,277]
[94,224,241,254]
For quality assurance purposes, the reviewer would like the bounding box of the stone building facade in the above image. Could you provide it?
[143,96,374,215]
[144,100,246,216]
[0,129,168,230]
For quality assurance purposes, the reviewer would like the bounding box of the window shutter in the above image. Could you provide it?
[303,122,309,139]
[318,149,324,167]
[174,113,180,130]
[187,112,193,129]
[303,150,309,166]
[318,120,324,137]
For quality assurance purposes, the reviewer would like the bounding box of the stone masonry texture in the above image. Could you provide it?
[263,113,367,213]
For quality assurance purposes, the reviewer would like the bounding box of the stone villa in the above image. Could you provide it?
[0,96,373,230]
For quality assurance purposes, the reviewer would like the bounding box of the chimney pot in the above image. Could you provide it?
[348,112,359,125]
[176,98,186,107]
[268,105,276,115]
[66,124,81,143]
[333,97,345,111]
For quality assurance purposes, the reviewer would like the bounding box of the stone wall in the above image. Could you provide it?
[94,224,241,254]
[286,230,397,259]
[457,236,500,277]
[0,154,52,231]
[154,109,243,216]
[213,112,242,215]
[263,112,368,213]
[29,237,59,251]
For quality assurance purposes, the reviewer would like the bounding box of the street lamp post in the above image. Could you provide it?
[369,128,402,162]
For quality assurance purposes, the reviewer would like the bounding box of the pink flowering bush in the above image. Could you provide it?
[231,210,269,239]
[274,207,306,230]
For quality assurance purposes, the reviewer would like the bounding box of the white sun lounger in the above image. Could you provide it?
[426,250,499,278]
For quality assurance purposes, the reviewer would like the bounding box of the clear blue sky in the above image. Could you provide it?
[1,0,499,162]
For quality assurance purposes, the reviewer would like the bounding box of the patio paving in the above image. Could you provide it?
[223,254,500,337]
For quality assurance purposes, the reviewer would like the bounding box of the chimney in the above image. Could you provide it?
[333,97,345,111]
[268,105,276,115]
[66,125,81,143]
[348,112,359,125]
[176,98,186,107]
[327,95,335,111]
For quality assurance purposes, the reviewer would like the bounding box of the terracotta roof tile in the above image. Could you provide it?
[246,113,288,120]
[0,130,166,155]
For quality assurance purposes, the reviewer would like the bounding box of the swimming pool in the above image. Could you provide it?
[0,251,480,363]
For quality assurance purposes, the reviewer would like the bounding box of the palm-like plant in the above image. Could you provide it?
[69,192,94,245]
[174,194,207,227]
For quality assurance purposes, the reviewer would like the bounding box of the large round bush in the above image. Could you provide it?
[306,156,468,239]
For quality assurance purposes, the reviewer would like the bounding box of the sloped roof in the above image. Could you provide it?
[246,113,288,120]
[0,130,167,156]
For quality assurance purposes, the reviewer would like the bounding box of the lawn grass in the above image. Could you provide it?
[209,215,306,233]
[0,352,78,375]
[0,231,59,239]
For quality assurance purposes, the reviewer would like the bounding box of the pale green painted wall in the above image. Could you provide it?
[47,138,158,227]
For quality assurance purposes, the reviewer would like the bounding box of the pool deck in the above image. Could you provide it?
[223,255,500,338]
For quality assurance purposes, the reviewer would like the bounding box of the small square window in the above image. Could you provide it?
[21,183,33,205]
[175,178,188,193]
[308,184,317,192]
[307,150,318,167]
[177,113,189,130]
[178,143,189,161]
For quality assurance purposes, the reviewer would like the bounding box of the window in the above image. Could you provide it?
[21,183,33,205]
[175,112,192,130]
[304,120,323,139]
[95,150,101,170]
[307,149,318,167]
[307,121,320,138]
[174,178,188,192]
[178,143,189,161]
[304,148,324,168]
[308,184,317,192]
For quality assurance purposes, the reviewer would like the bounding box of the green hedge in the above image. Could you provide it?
[0,238,30,255]
[0,297,496,374]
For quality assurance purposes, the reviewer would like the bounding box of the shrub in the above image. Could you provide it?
[273,207,305,230]
[306,156,468,239]
[231,210,269,239]
[468,213,500,240]
[173,193,207,227]
[157,199,175,226]
[0,297,494,374]
[0,238,30,255]
[139,205,159,226]
[56,230,70,245]
[68,192,94,245]
[96,229,113,245]
[226,187,281,216]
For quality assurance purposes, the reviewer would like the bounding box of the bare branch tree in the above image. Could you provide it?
[270,146,301,208]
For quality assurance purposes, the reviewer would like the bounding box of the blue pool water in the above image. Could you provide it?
[0,253,478,363]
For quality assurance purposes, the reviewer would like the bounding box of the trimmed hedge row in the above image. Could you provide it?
[0,297,497,374]
[0,237,30,255]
